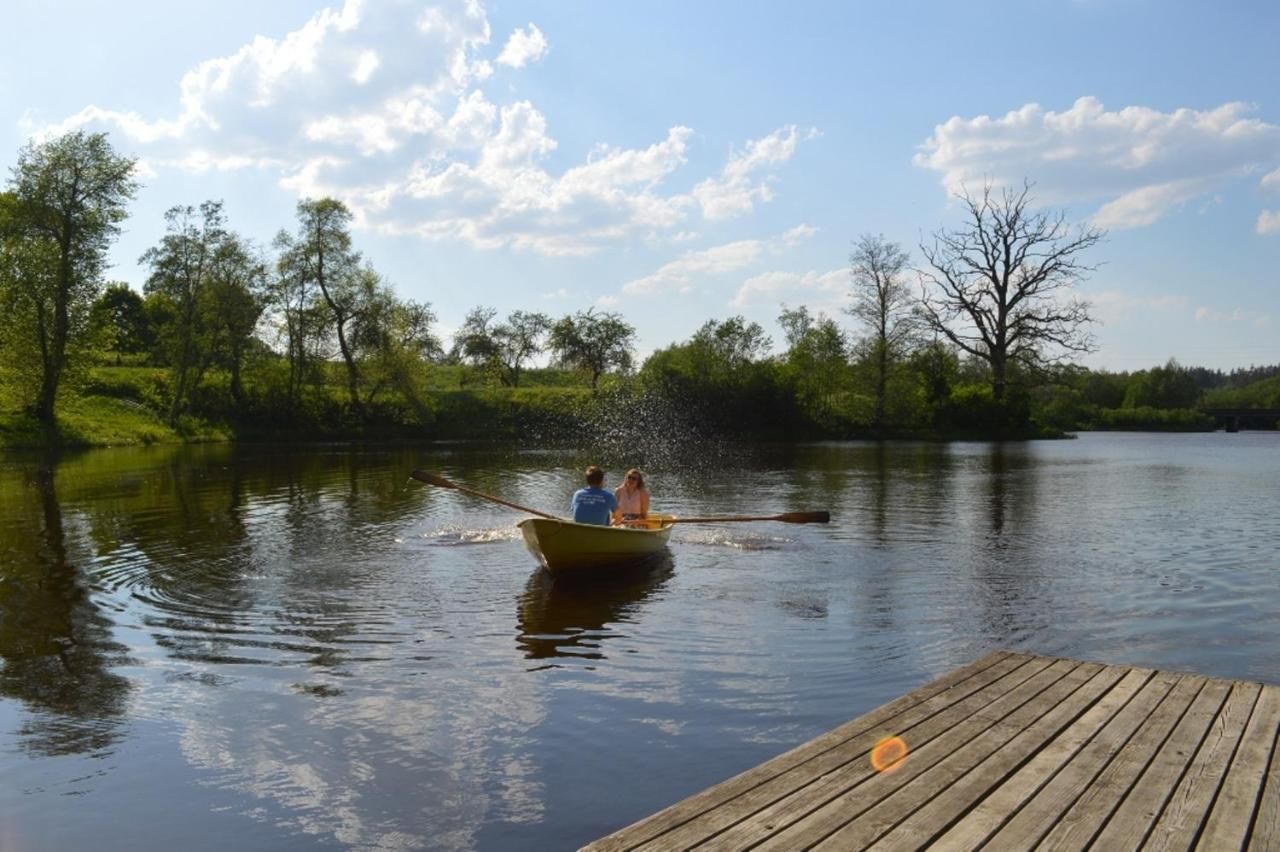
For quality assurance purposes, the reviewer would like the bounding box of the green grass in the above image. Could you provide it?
[0,366,231,449]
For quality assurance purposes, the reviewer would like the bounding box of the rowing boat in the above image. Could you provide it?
[517,513,675,574]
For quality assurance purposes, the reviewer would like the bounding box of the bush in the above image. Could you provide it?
[1089,406,1214,431]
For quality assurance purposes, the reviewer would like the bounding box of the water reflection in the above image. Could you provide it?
[2,435,1279,850]
[516,555,674,662]
[0,459,131,756]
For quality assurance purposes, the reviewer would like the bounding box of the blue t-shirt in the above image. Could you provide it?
[570,486,618,526]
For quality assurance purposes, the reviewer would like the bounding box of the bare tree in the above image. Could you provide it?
[918,182,1102,401]
[847,234,916,431]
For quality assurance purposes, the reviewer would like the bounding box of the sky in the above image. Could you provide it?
[1,0,1277,371]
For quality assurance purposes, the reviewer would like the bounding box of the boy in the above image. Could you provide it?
[570,465,617,525]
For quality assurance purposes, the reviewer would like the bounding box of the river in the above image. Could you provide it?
[0,432,1277,850]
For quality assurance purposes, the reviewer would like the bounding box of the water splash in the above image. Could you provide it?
[423,525,520,546]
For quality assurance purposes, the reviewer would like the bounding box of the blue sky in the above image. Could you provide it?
[3,0,1277,370]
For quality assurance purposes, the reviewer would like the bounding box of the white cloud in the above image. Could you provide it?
[620,224,817,297]
[780,223,818,246]
[40,0,802,256]
[915,97,1280,229]
[1086,290,1189,324]
[730,268,845,308]
[1261,168,1280,191]
[351,49,380,84]
[622,240,763,295]
[1258,210,1280,234]
[496,24,548,68]
[693,126,804,220]
[1195,306,1273,327]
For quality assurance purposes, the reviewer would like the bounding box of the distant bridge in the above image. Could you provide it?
[1203,408,1280,431]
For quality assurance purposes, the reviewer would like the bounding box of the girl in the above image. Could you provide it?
[612,468,650,525]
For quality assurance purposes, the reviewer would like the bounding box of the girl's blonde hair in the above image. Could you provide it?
[623,468,646,489]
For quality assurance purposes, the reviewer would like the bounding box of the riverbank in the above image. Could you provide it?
[0,363,1241,451]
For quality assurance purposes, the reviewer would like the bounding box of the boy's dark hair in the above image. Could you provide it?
[585,465,604,486]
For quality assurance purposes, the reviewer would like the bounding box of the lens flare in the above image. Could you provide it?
[870,735,908,773]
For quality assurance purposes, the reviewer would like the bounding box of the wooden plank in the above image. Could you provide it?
[637,656,1056,851]
[581,650,1024,852]
[984,669,1183,849]
[930,667,1154,851]
[583,655,1280,852]
[726,658,1081,852]
[1089,677,1233,848]
[1143,680,1261,851]
[1252,693,1280,851]
[853,663,1129,851]
[1197,683,1280,850]
[1033,672,1207,850]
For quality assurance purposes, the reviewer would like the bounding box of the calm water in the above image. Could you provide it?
[0,433,1277,850]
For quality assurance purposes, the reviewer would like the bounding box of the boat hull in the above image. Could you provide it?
[517,514,674,574]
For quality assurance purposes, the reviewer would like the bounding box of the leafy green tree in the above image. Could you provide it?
[205,236,268,407]
[1123,359,1201,410]
[141,201,227,425]
[910,339,959,426]
[918,182,1102,404]
[778,305,849,427]
[688,316,772,377]
[351,278,440,413]
[847,234,917,432]
[549,308,635,388]
[276,198,364,411]
[88,283,149,364]
[1080,369,1128,410]
[492,310,551,387]
[639,316,796,436]
[451,306,501,380]
[4,132,137,424]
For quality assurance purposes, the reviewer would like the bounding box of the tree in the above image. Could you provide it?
[778,305,849,425]
[492,310,551,387]
[1124,359,1201,410]
[276,198,364,411]
[141,201,226,425]
[351,280,440,413]
[689,316,772,373]
[549,308,636,389]
[204,235,268,407]
[451,306,500,376]
[847,234,917,431]
[89,283,148,364]
[918,182,1102,402]
[5,132,136,424]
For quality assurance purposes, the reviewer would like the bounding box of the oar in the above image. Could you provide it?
[667,511,830,525]
[409,470,560,520]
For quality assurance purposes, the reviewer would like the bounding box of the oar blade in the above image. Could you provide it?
[410,470,456,489]
[778,511,830,524]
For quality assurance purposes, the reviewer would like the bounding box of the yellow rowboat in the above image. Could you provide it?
[517,514,675,574]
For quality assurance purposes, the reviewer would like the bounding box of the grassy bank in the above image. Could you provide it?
[1,364,596,449]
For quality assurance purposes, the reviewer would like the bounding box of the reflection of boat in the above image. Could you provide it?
[517,514,675,574]
[517,555,674,660]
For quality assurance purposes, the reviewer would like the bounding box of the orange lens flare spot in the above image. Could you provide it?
[870,735,908,773]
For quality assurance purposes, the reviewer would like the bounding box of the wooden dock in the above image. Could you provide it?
[583,651,1280,850]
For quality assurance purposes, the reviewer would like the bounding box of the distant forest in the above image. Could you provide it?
[2,131,1277,449]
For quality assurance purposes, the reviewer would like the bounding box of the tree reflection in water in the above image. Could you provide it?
[516,554,674,662]
[0,460,131,756]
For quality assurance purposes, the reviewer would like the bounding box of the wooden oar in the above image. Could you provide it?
[667,511,830,525]
[409,470,560,520]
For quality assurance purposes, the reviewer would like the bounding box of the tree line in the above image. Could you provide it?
[2,131,1275,446]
